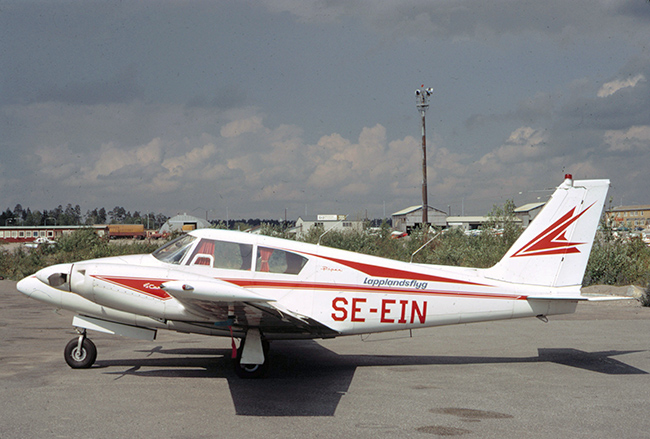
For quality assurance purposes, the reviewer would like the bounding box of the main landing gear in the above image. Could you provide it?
[64,329,97,369]
[60,326,270,377]
[233,328,270,379]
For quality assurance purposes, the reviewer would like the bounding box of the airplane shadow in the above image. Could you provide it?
[95,341,647,417]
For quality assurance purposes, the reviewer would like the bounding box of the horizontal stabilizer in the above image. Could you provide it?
[161,279,272,303]
[527,296,589,301]
[527,295,633,302]
[584,296,636,302]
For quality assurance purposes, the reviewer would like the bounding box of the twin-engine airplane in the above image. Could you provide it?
[18,175,612,378]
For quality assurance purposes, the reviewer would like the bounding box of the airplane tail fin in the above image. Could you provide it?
[484,175,610,289]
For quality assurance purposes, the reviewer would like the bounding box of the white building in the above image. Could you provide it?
[292,214,364,238]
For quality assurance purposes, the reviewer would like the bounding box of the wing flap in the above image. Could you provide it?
[247,301,340,338]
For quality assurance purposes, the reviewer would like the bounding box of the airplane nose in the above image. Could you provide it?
[34,263,73,290]
[16,275,39,297]
[17,269,67,307]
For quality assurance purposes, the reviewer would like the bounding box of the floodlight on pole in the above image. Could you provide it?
[415,85,433,227]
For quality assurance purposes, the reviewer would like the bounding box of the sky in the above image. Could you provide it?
[2,0,650,222]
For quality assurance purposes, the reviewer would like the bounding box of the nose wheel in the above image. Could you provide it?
[64,331,97,369]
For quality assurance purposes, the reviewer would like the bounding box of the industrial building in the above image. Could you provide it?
[393,201,545,233]
[158,214,212,234]
[513,202,546,227]
[390,205,447,233]
[607,205,650,229]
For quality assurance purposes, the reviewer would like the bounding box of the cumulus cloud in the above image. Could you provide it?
[220,116,265,138]
[478,127,549,168]
[597,74,646,98]
[604,125,650,152]
[1,99,430,215]
[4,89,646,218]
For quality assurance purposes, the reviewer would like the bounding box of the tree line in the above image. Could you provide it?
[1,204,169,230]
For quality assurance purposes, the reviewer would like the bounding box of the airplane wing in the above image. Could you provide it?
[161,280,339,338]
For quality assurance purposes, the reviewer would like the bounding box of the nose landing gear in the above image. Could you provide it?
[64,330,97,369]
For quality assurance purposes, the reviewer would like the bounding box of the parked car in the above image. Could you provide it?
[23,236,56,248]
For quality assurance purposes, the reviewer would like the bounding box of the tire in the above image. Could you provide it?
[64,337,97,369]
[234,360,268,379]
[233,339,270,379]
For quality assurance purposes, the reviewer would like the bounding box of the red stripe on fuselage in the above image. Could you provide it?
[92,275,173,300]
[90,275,522,301]
[300,252,489,287]
[228,279,521,300]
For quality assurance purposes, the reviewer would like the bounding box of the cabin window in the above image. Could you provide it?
[187,239,253,271]
[152,234,197,264]
[256,247,307,275]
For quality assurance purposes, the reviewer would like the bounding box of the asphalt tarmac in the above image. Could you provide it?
[2,278,650,438]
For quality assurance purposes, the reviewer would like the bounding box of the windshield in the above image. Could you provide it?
[152,235,198,264]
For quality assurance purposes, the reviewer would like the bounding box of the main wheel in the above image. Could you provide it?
[233,339,270,379]
[64,337,97,369]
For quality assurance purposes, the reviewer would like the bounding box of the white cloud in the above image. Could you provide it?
[162,143,217,178]
[220,116,264,138]
[9,101,567,217]
[604,125,650,152]
[478,127,549,169]
[597,74,646,98]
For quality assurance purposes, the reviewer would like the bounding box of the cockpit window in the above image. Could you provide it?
[187,238,253,271]
[152,235,198,264]
[256,247,307,275]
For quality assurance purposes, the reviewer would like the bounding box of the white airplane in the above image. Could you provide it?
[17,175,612,378]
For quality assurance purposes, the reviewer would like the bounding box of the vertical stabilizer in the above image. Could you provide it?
[485,176,610,288]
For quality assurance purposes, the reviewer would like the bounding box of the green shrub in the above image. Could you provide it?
[584,234,650,287]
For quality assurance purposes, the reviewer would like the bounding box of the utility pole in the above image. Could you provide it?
[415,86,433,227]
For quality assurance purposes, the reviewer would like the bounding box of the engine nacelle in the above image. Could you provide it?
[68,262,212,321]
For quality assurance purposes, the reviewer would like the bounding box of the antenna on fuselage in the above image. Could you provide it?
[409,231,441,263]
[317,215,348,246]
